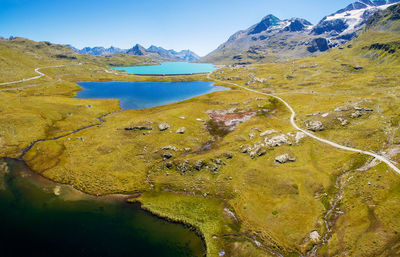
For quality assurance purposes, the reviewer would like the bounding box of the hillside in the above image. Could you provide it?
[200,0,400,64]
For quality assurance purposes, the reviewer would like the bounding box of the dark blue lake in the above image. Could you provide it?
[0,158,205,257]
[76,81,229,110]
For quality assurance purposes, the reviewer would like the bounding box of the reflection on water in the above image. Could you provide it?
[0,158,205,257]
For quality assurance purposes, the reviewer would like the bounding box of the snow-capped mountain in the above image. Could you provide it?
[67,44,200,62]
[312,0,400,47]
[200,0,400,64]
[200,15,315,64]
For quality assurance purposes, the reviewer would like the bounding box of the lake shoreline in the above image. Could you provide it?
[0,157,207,257]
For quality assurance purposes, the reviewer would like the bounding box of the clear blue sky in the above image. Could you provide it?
[0,0,356,56]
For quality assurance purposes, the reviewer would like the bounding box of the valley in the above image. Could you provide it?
[0,1,400,257]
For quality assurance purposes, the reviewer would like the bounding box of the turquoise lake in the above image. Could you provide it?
[76,81,229,110]
[112,62,219,75]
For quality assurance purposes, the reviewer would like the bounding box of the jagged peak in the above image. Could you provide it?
[248,14,281,35]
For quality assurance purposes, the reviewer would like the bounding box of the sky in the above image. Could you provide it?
[0,0,357,56]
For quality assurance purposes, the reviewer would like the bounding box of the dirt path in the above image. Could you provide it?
[0,63,82,87]
[208,72,400,175]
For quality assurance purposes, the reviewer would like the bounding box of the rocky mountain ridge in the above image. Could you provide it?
[68,44,200,62]
[200,0,400,64]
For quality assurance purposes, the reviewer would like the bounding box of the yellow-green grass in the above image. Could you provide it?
[132,191,237,256]
[1,27,400,257]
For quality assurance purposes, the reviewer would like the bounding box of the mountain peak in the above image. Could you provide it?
[284,18,313,32]
[248,14,281,35]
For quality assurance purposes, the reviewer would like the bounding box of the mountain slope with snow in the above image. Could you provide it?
[68,44,200,62]
[200,0,400,64]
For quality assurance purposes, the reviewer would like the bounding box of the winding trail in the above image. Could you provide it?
[208,72,400,175]
[0,63,82,86]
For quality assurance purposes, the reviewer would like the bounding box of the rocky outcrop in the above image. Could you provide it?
[307,38,329,53]
[265,134,292,147]
[275,154,296,164]
[305,120,324,132]
[125,125,153,131]
[200,0,400,64]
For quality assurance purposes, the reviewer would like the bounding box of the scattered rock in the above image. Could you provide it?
[224,153,233,159]
[176,127,186,134]
[125,125,152,131]
[305,120,324,132]
[355,106,373,112]
[354,66,363,70]
[337,117,349,126]
[195,160,205,171]
[162,152,173,159]
[249,133,256,139]
[321,113,329,118]
[158,122,170,131]
[162,146,178,151]
[351,111,364,118]
[165,162,173,169]
[275,154,296,164]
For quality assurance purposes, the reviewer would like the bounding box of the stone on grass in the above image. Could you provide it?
[305,120,324,132]
[265,134,291,147]
[309,231,321,243]
[162,152,173,159]
[275,154,296,164]
[351,111,364,118]
[158,122,170,131]
[176,127,186,134]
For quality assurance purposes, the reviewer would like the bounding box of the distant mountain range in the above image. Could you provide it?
[67,44,200,62]
[200,0,400,64]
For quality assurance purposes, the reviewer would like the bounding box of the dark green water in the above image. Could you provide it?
[0,158,205,257]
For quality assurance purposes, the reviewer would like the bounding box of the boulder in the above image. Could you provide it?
[265,134,291,147]
[337,117,349,126]
[176,127,186,134]
[275,154,296,164]
[305,120,324,132]
[158,122,170,131]
[162,146,178,151]
[309,231,321,243]
[351,111,364,118]
[53,186,61,196]
[162,152,173,159]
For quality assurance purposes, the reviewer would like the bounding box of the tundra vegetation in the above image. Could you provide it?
[1,6,400,257]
